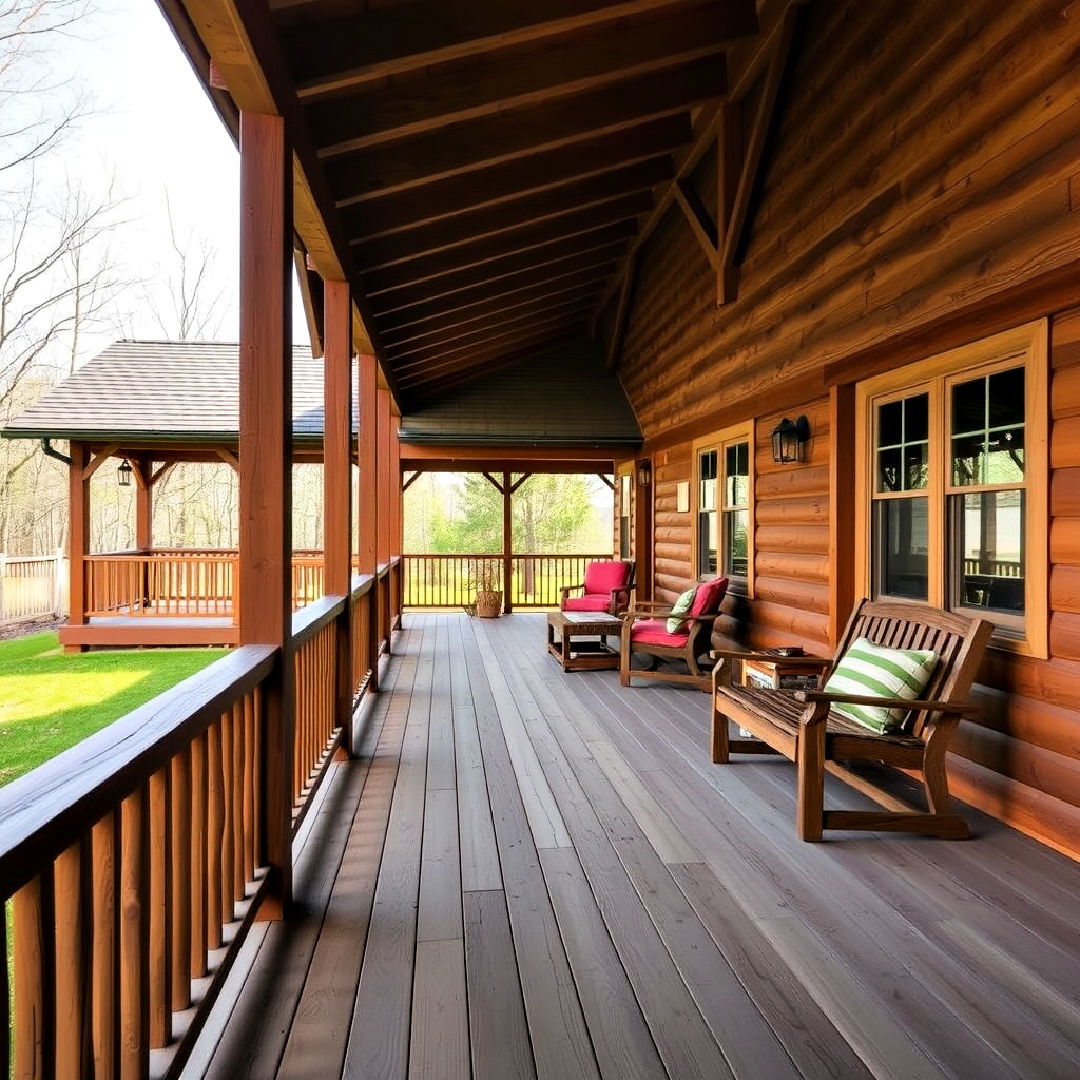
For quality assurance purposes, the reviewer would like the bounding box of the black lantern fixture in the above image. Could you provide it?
[117,458,133,487]
[770,416,811,464]
[636,459,652,487]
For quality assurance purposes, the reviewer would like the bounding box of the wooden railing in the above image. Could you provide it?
[402,553,611,608]
[0,552,67,623]
[962,557,1023,578]
[0,567,398,1078]
[79,549,345,620]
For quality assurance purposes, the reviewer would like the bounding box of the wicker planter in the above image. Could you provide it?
[474,590,503,618]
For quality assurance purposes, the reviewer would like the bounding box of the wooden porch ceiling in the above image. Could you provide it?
[179,0,761,406]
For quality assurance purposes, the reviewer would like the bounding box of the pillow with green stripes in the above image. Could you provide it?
[666,588,696,634]
[824,636,938,734]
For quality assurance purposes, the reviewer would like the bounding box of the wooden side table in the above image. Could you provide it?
[547,611,622,671]
[742,654,826,691]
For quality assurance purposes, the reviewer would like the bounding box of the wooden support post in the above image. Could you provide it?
[238,109,294,916]
[134,457,153,550]
[634,459,654,601]
[66,441,90,652]
[324,278,355,753]
[502,470,513,614]
[829,384,856,647]
[358,353,380,690]
[391,410,403,628]
[377,388,392,646]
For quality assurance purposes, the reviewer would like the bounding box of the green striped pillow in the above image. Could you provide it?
[666,588,696,634]
[824,636,938,734]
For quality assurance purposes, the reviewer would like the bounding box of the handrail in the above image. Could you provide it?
[0,645,274,897]
[291,592,346,646]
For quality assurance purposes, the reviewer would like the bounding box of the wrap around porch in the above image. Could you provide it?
[189,613,1080,1080]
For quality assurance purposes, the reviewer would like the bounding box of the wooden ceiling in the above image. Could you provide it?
[213,0,765,404]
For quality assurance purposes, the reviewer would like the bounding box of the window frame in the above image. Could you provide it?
[617,467,633,561]
[692,422,755,594]
[854,320,1048,657]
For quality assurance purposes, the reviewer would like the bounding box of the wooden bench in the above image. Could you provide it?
[710,600,993,841]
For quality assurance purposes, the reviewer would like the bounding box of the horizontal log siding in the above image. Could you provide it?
[618,0,1080,436]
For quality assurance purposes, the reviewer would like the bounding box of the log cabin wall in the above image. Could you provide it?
[614,0,1080,858]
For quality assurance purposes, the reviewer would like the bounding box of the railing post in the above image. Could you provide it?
[502,470,513,613]
[324,278,355,755]
[358,353,380,689]
[64,442,90,652]
[238,108,294,917]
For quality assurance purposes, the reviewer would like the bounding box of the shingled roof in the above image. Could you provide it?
[399,342,641,446]
[2,339,641,447]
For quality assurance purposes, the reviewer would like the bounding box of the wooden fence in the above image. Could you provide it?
[0,563,397,1078]
[0,552,67,623]
[402,553,610,609]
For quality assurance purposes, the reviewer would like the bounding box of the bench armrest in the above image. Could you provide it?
[625,599,673,610]
[621,607,673,620]
[559,583,584,599]
[793,690,979,717]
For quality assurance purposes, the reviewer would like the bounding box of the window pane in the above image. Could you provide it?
[874,498,929,600]
[904,394,928,442]
[698,510,717,576]
[952,376,985,435]
[955,490,1025,614]
[986,426,1024,484]
[876,394,928,491]
[878,400,902,447]
[725,441,749,507]
[988,368,1025,429]
[699,450,717,511]
[723,508,749,578]
[878,447,902,492]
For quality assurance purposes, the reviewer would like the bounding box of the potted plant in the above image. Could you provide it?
[467,558,503,618]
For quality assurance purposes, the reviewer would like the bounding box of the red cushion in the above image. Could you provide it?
[583,560,632,595]
[630,618,690,647]
[690,576,729,617]
[562,595,615,613]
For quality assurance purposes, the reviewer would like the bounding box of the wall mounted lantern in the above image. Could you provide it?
[117,458,133,487]
[770,416,810,464]
[636,460,652,487]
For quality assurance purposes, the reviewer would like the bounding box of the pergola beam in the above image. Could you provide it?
[287,0,755,100]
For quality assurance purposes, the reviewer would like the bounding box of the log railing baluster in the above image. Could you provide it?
[170,750,192,1012]
[13,872,53,1080]
[119,788,149,1080]
[148,769,172,1049]
[54,837,91,1078]
[206,722,223,950]
[91,813,119,1080]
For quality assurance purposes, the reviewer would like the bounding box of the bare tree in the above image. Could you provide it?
[144,193,225,341]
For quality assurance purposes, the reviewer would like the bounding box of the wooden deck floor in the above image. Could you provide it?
[186,613,1080,1080]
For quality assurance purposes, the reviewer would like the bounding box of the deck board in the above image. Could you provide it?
[189,613,1080,1080]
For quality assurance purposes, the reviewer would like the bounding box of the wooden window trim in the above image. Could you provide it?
[616,463,634,562]
[854,320,1048,658]
[691,421,755,596]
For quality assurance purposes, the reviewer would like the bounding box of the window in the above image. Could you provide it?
[694,424,754,590]
[855,322,1048,655]
[618,472,632,560]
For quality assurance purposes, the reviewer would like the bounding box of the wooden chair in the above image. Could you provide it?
[711,600,992,841]
[620,576,729,689]
[560,559,636,615]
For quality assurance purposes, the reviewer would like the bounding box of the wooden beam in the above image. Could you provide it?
[605,251,639,369]
[353,158,670,263]
[718,3,800,283]
[288,0,756,100]
[502,470,513,613]
[82,443,121,481]
[828,383,856,648]
[393,303,600,373]
[716,99,743,304]
[390,296,602,364]
[375,255,621,331]
[135,457,153,551]
[237,109,293,913]
[294,249,325,359]
[357,352,379,687]
[323,56,726,198]
[402,470,422,492]
[338,114,691,231]
[362,191,651,294]
[673,177,719,262]
[306,7,732,152]
[396,324,590,389]
[377,389,392,566]
[384,284,608,353]
[67,443,89,639]
[371,227,633,313]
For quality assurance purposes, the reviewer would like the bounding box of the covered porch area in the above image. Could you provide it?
[191,612,1080,1079]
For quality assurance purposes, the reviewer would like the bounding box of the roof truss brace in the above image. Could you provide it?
[508,473,532,495]
[482,471,533,495]
[714,2,801,304]
[605,250,640,370]
[402,469,422,491]
[597,473,615,490]
[216,449,240,471]
[150,462,175,487]
[82,443,121,481]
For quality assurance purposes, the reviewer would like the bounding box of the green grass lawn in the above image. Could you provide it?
[2,631,223,1064]
[0,632,223,787]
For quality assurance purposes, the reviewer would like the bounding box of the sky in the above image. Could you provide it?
[45,0,309,363]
